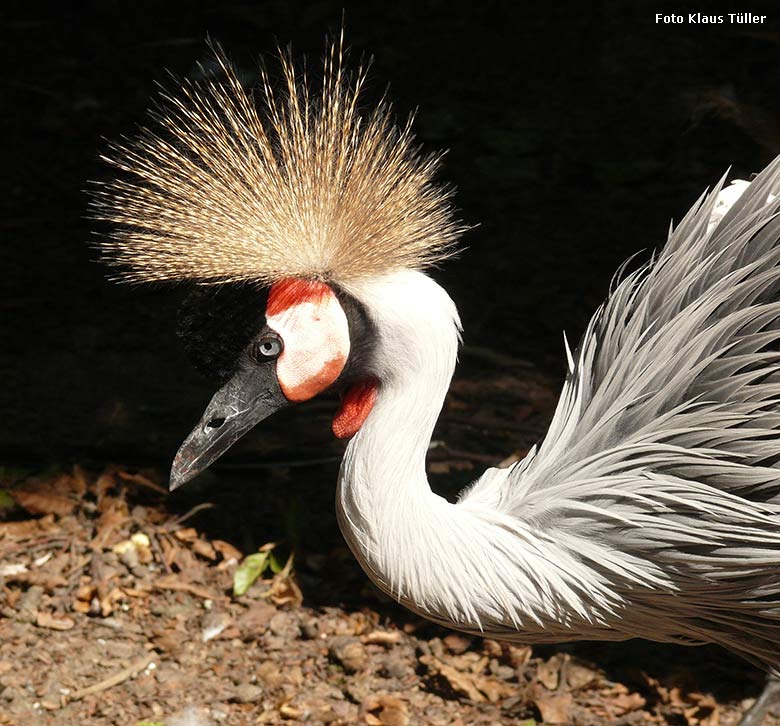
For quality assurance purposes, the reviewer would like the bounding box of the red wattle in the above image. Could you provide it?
[333,380,379,439]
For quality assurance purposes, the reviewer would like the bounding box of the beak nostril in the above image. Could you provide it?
[206,417,226,429]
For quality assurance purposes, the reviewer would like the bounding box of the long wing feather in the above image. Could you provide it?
[462,158,780,670]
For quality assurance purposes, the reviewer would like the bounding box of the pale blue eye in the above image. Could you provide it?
[252,335,283,361]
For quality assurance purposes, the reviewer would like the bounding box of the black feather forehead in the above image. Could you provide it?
[92,38,465,287]
[177,278,379,383]
[177,283,268,380]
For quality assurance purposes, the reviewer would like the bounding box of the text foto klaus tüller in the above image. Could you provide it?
[655,13,767,24]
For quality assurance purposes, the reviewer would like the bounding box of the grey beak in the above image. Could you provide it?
[169,363,289,490]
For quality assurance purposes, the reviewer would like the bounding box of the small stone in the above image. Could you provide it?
[238,601,277,639]
[36,611,75,631]
[443,633,473,654]
[279,703,303,720]
[427,637,445,659]
[18,585,44,619]
[233,683,264,703]
[482,639,503,657]
[130,505,147,522]
[307,697,342,724]
[269,611,299,638]
[300,619,320,639]
[381,655,411,680]
[363,630,402,646]
[329,636,367,673]
[506,644,532,667]
[491,663,515,681]
[345,681,371,704]
[211,706,229,721]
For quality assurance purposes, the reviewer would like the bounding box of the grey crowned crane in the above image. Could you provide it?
[93,43,780,725]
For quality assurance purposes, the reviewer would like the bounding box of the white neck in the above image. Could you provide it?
[336,269,466,621]
[335,271,624,638]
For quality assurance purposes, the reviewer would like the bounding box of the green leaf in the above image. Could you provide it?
[268,550,284,574]
[0,490,15,510]
[233,551,270,597]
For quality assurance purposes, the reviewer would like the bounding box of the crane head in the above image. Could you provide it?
[170,277,377,489]
[92,42,466,490]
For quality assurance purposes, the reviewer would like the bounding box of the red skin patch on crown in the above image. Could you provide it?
[332,379,380,439]
[267,278,333,316]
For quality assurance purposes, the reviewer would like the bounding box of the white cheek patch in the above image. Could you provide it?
[266,295,350,402]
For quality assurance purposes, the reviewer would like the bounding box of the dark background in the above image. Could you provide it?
[3,0,780,466]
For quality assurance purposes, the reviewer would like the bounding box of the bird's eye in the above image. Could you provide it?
[250,334,283,362]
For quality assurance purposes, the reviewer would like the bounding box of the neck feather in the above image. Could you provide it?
[336,271,628,639]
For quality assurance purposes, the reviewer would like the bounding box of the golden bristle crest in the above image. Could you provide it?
[91,40,465,286]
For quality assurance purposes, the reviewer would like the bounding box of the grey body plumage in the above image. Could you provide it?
[458,162,780,671]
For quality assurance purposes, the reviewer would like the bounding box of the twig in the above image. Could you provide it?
[0,536,71,559]
[116,470,168,495]
[149,530,172,574]
[63,554,92,585]
[164,502,216,530]
[69,652,155,701]
[154,575,217,601]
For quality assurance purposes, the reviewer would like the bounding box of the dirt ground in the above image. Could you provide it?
[1,361,778,726]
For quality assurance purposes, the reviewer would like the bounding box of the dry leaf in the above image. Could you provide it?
[100,587,125,616]
[90,498,129,550]
[420,654,485,702]
[642,672,670,704]
[213,539,243,561]
[5,571,66,590]
[0,515,59,538]
[12,487,76,517]
[192,538,217,560]
[94,468,118,504]
[159,536,179,569]
[173,527,198,542]
[534,691,572,724]
[537,656,561,690]
[363,630,402,646]
[567,662,600,689]
[71,465,89,497]
[267,575,303,607]
[478,677,514,702]
[685,692,719,726]
[612,690,646,715]
[363,695,410,726]
[506,644,532,667]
